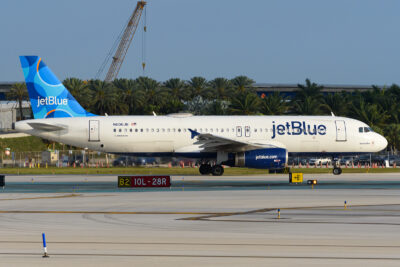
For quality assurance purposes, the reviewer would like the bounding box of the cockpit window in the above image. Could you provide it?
[360,127,374,133]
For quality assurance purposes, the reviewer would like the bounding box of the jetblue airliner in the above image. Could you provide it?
[15,56,388,175]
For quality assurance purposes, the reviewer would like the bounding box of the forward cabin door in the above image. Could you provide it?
[335,120,347,141]
[89,120,100,142]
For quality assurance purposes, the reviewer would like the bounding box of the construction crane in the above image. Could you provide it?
[97,1,147,82]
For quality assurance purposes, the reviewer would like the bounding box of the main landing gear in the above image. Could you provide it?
[199,163,224,176]
[333,167,342,175]
[332,159,342,175]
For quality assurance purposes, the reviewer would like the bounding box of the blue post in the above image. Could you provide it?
[42,233,49,257]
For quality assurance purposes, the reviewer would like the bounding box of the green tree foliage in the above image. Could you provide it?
[260,92,288,115]
[188,77,210,99]
[229,90,260,115]
[231,75,254,93]
[7,82,29,120]
[209,78,233,100]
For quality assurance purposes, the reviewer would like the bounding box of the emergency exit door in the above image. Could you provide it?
[335,120,347,141]
[89,120,100,142]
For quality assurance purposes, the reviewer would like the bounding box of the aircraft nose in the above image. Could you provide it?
[376,134,388,151]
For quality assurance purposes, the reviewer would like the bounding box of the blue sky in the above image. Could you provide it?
[1,0,400,85]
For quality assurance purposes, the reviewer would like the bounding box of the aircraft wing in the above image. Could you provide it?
[188,129,284,152]
[27,122,66,131]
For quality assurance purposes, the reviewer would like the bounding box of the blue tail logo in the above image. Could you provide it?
[19,56,96,119]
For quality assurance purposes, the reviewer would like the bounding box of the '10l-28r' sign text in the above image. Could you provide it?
[118,176,171,188]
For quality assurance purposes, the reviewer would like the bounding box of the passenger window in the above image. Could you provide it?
[216,128,218,132]
[124,129,127,132]
[210,128,213,133]
[130,129,132,132]
[232,128,235,132]
[173,128,176,132]
[151,128,154,132]
[199,128,202,132]
[167,128,170,132]
[162,128,165,132]
[254,129,257,132]
[119,129,122,132]
[226,128,229,132]
[113,129,116,132]
[146,128,149,132]
[221,128,224,132]
[260,128,262,132]
[364,127,370,133]
[359,127,363,133]
[140,129,143,132]
[178,128,181,132]
[135,129,138,132]
[156,128,159,132]
[184,129,187,132]
[205,128,208,132]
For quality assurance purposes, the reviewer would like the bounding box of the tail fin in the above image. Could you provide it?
[19,56,95,119]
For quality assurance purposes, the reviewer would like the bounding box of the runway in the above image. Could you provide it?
[1,173,400,266]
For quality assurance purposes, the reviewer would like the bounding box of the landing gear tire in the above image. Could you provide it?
[333,167,342,175]
[199,164,212,175]
[211,165,224,176]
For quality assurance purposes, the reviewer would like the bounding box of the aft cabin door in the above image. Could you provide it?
[236,126,242,137]
[245,126,250,137]
[335,120,347,141]
[89,120,100,142]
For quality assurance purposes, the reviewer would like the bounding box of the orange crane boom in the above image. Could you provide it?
[104,1,146,82]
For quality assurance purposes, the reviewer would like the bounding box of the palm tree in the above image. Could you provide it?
[231,75,254,93]
[350,97,389,129]
[384,124,400,154]
[229,91,260,115]
[164,78,188,101]
[7,82,29,120]
[209,78,232,100]
[135,76,166,114]
[89,80,120,115]
[188,76,210,99]
[322,92,350,116]
[295,78,324,102]
[113,79,143,114]
[293,96,327,115]
[63,78,92,109]
[260,92,288,115]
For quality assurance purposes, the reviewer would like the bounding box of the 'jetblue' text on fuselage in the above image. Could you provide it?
[271,121,327,139]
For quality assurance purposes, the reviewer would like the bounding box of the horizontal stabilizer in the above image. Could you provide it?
[27,122,66,131]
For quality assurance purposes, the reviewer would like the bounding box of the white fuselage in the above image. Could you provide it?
[15,114,388,157]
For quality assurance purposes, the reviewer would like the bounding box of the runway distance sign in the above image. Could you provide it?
[118,175,171,188]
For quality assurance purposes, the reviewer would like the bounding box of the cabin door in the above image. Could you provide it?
[236,126,242,137]
[335,120,347,141]
[89,120,100,142]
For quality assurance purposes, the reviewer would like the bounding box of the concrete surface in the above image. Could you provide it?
[0,173,399,266]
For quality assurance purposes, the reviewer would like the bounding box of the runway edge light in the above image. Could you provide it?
[42,233,49,258]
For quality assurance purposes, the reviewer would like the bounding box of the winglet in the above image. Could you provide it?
[188,128,200,139]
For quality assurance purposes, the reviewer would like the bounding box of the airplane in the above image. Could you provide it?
[15,56,388,176]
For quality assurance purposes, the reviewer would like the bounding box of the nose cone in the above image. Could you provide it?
[376,134,388,151]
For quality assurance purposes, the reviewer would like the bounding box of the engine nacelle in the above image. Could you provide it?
[224,148,288,169]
